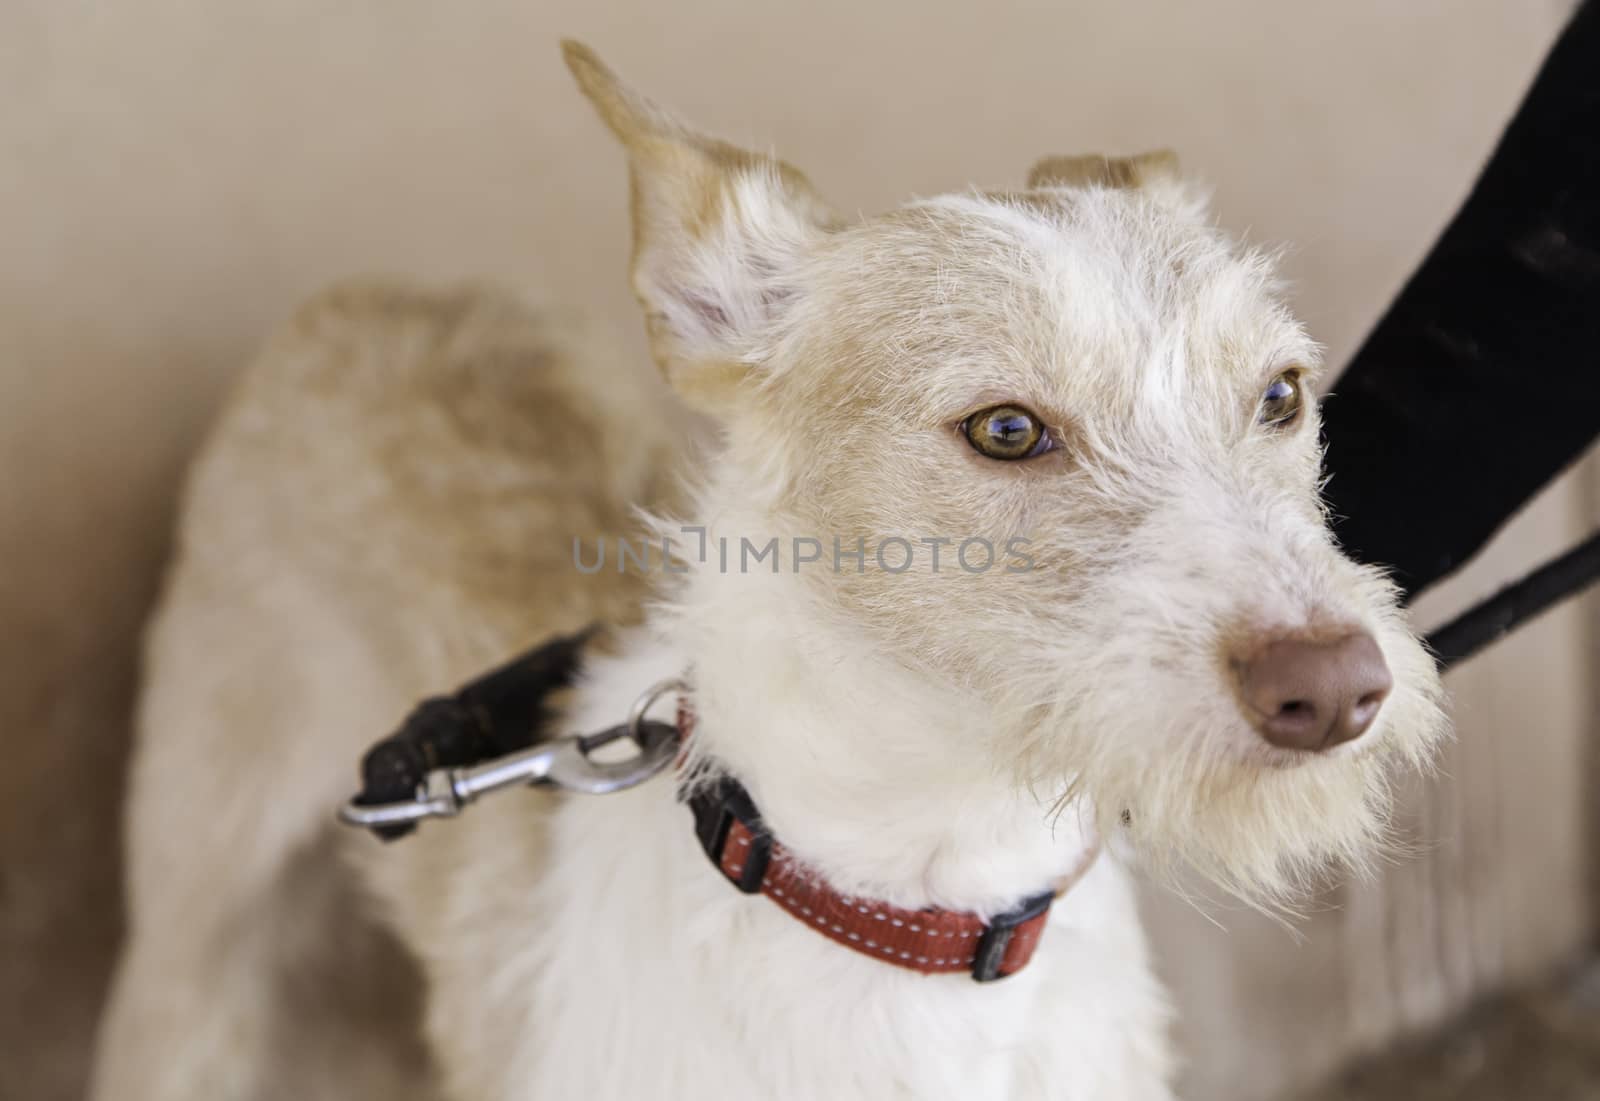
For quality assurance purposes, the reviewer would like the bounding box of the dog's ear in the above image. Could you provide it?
[1026,151,1180,190]
[563,41,837,409]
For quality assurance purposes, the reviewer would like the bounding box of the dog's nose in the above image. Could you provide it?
[1237,631,1392,751]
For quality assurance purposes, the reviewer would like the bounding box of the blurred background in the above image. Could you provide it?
[2,1,1596,1098]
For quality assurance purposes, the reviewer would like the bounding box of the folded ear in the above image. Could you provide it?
[1027,150,1180,190]
[563,41,838,408]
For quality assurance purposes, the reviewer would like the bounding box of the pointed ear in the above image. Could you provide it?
[1026,150,1180,190]
[563,41,837,408]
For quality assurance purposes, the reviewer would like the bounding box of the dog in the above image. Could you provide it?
[92,42,1447,1101]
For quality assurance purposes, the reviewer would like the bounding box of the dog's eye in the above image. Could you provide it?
[1258,372,1304,429]
[962,404,1052,460]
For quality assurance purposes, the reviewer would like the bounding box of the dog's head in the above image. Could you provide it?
[566,43,1447,907]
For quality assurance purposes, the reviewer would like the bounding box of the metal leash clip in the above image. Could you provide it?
[338,677,686,833]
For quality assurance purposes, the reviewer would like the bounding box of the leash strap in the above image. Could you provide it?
[1425,529,1600,671]
[350,627,592,840]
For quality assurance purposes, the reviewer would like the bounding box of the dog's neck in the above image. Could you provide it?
[655,514,1093,917]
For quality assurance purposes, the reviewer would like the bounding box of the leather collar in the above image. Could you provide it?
[679,704,1097,983]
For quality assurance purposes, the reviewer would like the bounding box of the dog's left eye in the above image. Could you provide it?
[1258,371,1304,429]
[962,404,1053,460]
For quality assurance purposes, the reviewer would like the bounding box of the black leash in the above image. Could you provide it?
[349,626,592,840]
[1424,530,1600,671]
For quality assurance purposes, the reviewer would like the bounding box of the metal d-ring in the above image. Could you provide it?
[626,677,690,745]
[543,676,689,795]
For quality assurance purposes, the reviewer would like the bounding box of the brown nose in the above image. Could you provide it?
[1237,632,1393,751]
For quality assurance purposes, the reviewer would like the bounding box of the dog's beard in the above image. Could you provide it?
[1074,734,1398,911]
[1004,604,1447,913]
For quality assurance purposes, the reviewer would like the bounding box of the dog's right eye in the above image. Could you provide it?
[961,405,1052,461]
[1258,371,1304,429]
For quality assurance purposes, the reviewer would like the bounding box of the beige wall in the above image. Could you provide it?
[2,2,1593,1098]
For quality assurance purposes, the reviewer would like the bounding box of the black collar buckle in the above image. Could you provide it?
[971,889,1055,982]
[686,774,771,894]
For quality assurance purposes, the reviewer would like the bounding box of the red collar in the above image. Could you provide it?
[679,704,1096,983]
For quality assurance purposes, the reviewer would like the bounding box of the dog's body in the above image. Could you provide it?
[94,45,1446,1101]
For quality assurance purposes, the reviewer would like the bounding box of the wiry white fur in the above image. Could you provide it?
[95,47,1447,1101]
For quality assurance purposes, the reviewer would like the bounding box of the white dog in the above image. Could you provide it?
[92,42,1447,1101]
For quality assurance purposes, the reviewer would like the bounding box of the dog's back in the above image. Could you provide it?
[94,279,678,1100]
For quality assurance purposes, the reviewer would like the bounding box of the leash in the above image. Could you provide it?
[1423,529,1600,671]
[337,627,685,840]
